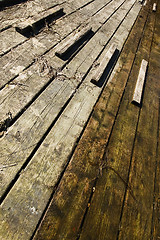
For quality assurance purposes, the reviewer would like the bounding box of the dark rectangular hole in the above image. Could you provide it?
[91,49,120,88]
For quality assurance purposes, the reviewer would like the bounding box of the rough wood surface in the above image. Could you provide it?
[15,6,64,36]
[91,43,118,84]
[0,0,137,205]
[55,26,92,58]
[132,59,148,106]
[0,0,119,89]
[1,0,159,239]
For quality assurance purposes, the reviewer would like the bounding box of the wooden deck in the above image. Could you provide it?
[0,0,160,239]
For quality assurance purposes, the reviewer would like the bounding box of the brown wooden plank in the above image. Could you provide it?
[0,1,141,239]
[117,2,159,239]
[77,2,155,239]
[31,3,150,240]
[148,1,160,238]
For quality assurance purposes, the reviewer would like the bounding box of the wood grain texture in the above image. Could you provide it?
[33,4,147,240]
[0,0,141,239]
[91,43,118,84]
[132,59,148,106]
[118,1,159,239]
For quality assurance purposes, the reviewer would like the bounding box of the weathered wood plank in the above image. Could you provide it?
[32,4,148,240]
[77,3,155,240]
[0,1,141,239]
[0,0,127,122]
[15,7,64,37]
[0,28,26,56]
[0,0,134,198]
[0,0,114,88]
[116,4,158,239]
[55,26,92,59]
[91,43,118,84]
[132,59,148,106]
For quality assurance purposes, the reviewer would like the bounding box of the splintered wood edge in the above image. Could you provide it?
[153,3,156,12]
[55,26,92,57]
[15,7,64,33]
[91,43,118,83]
[132,59,148,106]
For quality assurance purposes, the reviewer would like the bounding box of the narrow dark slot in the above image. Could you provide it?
[91,49,120,88]
[55,29,94,60]
[0,0,28,9]
[15,8,65,38]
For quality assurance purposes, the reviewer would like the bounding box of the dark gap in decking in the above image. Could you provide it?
[0,38,28,58]
[116,7,157,239]
[0,0,129,126]
[0,58,96,205]
[76,178,98,240]
[16,9,65,38]
[0,25,11,33]
[76,6,152,238]
[0,0,28,10]
[0,0,137,206]
[56,29,94,60]
[116,107,141,240]
[150,98,160,239]
[91,49,120,88]
[0,60,34,92]
[91,0,113,17]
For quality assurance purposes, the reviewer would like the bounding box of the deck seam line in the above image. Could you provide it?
[116,3,157,238]
[0,0,128,132]
[31,0,143,238]
[150,0,160,236]
[28,1,139,237]
[74,3,151,239]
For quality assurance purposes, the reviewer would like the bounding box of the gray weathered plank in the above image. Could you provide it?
[15,7,64,36]
[0,0,126,121]
[91,43,118,84]
[0,1,141,239]
[55,26,92,58]
[132,59,148,105]
[153,3,157,11]
[0,0,113,88]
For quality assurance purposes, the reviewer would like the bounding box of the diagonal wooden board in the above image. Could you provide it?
[0,0,137,198]
[0,0,142,239]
